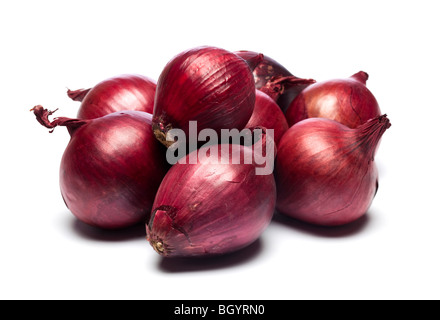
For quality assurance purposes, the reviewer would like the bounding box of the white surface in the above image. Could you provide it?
[1,0,439,300]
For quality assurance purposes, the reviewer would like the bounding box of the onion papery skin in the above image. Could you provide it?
[152,46,256,148]
[285,71,381,128]
[245,90,289,146]
[32,106,169,229]
[235,50,293,89]
[67,74,156,119]
[235,50,315,112]
[146,144,276,257]
[275,115,391,226]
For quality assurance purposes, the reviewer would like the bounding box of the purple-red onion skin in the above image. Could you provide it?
[285,71,381,128]
[245,90,289,146]
[235,50,315,112]
[235,50,293,89]
[60,111,168,229]
[147,144,276,257]
[67,88,90,102]
[153,46,255,147]
[30,107,169,229]
[71,74,156,119]
[275,115,390,226]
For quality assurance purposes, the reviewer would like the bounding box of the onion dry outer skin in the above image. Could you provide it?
[235,50,316,112]
[32,106,169,229]
[235,50,293,89]
[245,90,289,146]
[69,74,156,119]
[67,88,90,102]
[275,115,390,226]
[61,112,168,229]
[285,71,381,128]
[153,46,256,147]
[147,144,276,257]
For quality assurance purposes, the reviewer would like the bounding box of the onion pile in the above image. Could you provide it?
[32,45,391,260]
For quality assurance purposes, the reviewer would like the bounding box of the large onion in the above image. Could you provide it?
[152,46,256,148]
[32,106,169,229]
[147,143,276,257]
[275,114,391,226]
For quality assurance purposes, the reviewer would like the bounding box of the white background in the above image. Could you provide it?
[1,0,439,300]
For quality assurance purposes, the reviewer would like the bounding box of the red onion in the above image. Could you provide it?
[146,143,276,257]
[285,71,381,128]
[153,46,256,148]
[67,74,156,119]
[275,114,391,226]
[235,50,316,112]
[31,106,168,229]
[245,90,289,146]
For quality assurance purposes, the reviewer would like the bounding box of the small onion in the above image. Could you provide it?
[153,46,256,148]
[32,106,168,229]
[67,74,156,119]
[285,71,381,128]
[275,114,391,226]
[146,143,276,257]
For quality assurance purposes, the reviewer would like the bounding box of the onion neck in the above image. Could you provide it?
[67,88,91,102]
[259,76,316,101]
[243,52,264,71]
[355,114,391,160]
[31,105,88,136]
[350,71,369,85]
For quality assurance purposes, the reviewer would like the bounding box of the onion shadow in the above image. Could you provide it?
[157,238,263,273]
[69,215,147,242]
[271,210,371,238]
